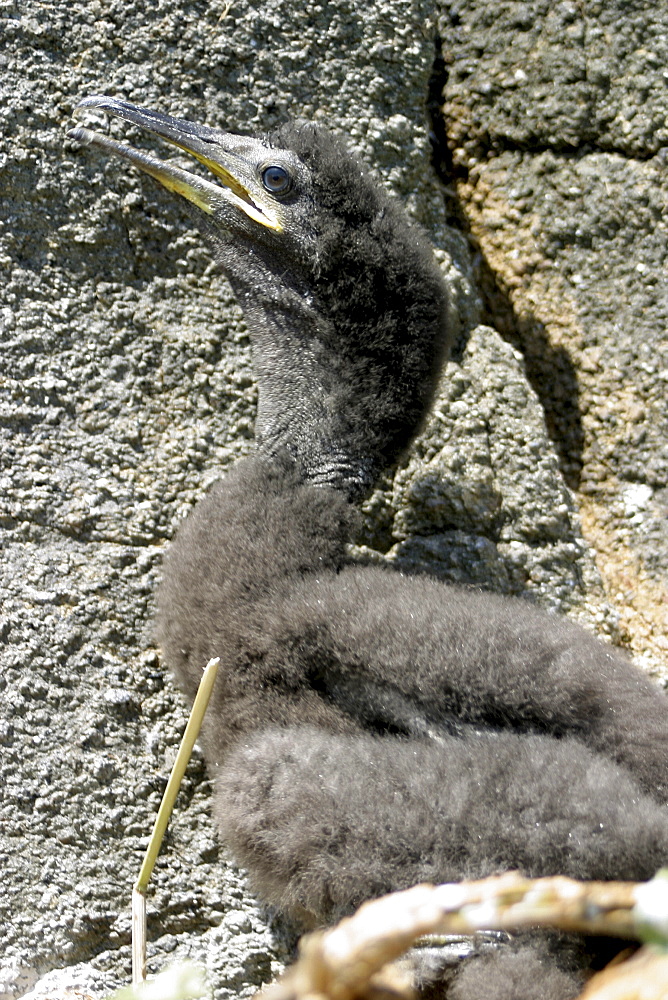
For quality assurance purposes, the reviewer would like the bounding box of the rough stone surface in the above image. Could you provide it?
[438,0,668,667]
[1,2,665,999]
[356,325,609,631]
[389,327,606,618]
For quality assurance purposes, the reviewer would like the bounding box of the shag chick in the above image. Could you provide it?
[70,99,668,1000]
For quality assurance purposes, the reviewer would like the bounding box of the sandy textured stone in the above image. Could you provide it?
[438,0,668,670]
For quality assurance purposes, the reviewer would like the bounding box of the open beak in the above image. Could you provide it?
[67,96,283,232]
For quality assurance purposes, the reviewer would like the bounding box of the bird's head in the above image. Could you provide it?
[69,96,319,285]
[69,98,451,498]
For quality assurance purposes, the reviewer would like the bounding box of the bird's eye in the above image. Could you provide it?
[261,164,291,194]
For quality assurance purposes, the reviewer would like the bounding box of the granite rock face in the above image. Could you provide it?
[1,1,665,998]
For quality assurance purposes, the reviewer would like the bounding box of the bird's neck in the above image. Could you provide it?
[214,214,448,501]
[235,281,378,498]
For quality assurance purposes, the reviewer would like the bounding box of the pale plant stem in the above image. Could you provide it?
[131,657,220,986]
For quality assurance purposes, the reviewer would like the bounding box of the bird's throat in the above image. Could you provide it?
[238,292,376,499]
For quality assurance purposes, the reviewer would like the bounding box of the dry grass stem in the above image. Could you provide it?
[132,887,148,986]
[132,658,220,985]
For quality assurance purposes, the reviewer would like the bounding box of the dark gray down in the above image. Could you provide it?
[0,2,665,999]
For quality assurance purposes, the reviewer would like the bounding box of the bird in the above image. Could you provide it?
[69,97,668,1000]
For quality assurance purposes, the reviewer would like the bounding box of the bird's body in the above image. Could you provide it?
[159,452,668,917]
[70,99,668,1000]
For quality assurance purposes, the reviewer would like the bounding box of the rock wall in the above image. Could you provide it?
[438,0,668,665]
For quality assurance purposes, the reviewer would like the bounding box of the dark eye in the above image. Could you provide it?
[261,164,291,194]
